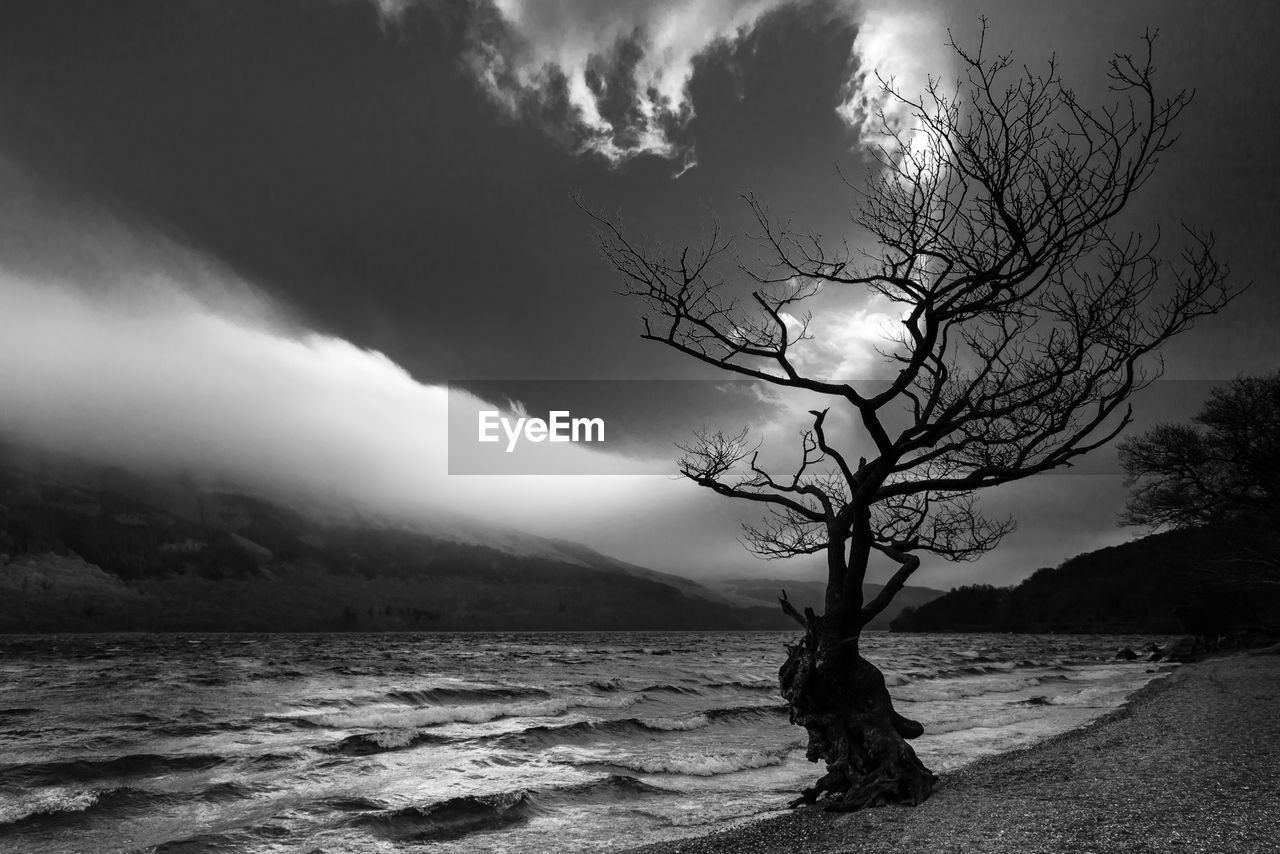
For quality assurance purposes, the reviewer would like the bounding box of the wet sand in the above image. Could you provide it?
[629,652,1280,853]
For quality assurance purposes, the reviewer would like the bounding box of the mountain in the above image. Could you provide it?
[712,578,946,630]
[0,447,795,633]
[889,526,1280,635]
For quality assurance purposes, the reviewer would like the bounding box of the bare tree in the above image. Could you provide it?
[1120,373,1280,530]
[584,25,1237,810]
[1120,374,1280,600]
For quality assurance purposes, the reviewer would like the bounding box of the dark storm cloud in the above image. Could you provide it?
[0,0,929,380]
[0,0,594,379]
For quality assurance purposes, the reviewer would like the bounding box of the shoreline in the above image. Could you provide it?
[628,652,1280,853]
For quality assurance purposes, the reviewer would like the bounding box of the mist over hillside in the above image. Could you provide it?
[11,439,1264,638]
[0,444,799,632]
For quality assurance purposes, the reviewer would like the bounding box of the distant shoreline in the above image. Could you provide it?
[628,651,1280,853]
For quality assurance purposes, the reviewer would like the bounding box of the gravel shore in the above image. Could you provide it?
[627,652,1280,854]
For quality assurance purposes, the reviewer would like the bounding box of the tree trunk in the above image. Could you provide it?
[778,605,937,811]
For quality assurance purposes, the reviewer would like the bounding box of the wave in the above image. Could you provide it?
[895,660,1081,684]
[895,673,1081,704]
[491,704,787,748]
[585,680,702,696]
[297,693,641,731]
[926,707,1050,735]
[0,753,226,787]
[537,773,674,805]
[323,731,451,756]
[152,830,244,853]
[930,663,1018,679]
[0,787,105,827]
[293,684,552,711]
[639,683,703,696]
[151,819,300,853]
[586,676,777,695]
[490,716,702,748]
[0,707,40,719]
[351,791,534,843]
[118,711,167,724]
[155,720,254,738]
[616,648,698,656]
[1037,684,1135,708]
[1014,660,1075,671]
[639,714,712,732]
[384,686,551,706]
[841,662,1079,694]
[311,795,390,813]
[348,775,671,844]
[578,744,800,777]
[0,780,259,830]
[702,680,778,693]
[191,781,262,804]
[588,678,626,692]
[244,751,305,769]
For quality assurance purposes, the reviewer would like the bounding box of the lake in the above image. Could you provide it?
[0,631,1174,853]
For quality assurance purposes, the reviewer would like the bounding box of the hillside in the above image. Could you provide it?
[0,450,793,632]
[712,578,945,630]
[890,526,1280,635]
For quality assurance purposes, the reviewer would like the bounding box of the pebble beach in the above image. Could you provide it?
[629,651,1280,854]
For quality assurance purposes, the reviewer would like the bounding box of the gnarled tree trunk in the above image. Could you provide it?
[778,579,936,810]
[779,619,935,809]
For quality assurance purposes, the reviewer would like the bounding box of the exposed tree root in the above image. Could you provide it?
[779,622,937,811]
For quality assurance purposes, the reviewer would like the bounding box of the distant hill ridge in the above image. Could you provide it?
[889,526,1279,635]
[0,444,845,632]
[14,442,1250,636]
[712,579,945,631]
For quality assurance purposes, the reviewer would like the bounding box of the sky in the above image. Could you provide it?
[0,0,1277,589]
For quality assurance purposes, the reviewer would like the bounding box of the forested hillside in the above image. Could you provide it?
[0,453,790,632]
[891,526,1279,635]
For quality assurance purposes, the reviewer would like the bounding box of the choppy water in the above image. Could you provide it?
[0,632,1173,853]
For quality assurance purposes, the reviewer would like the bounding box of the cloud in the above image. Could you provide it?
[779,295,907,381]
[385,0,951,172]
[0,170,702,554]
[449,0,797,170]
[835,4,949,160]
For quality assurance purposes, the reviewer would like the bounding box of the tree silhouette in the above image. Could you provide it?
[1120,373,1280,529]
[585,25,1238,810]
[1120,374,1280,610]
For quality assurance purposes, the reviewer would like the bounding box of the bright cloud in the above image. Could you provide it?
[780,297,906,381]
[836,4,950,161]
[0,178,705,558]
[383,0,950,171]
[459,0,793,170]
